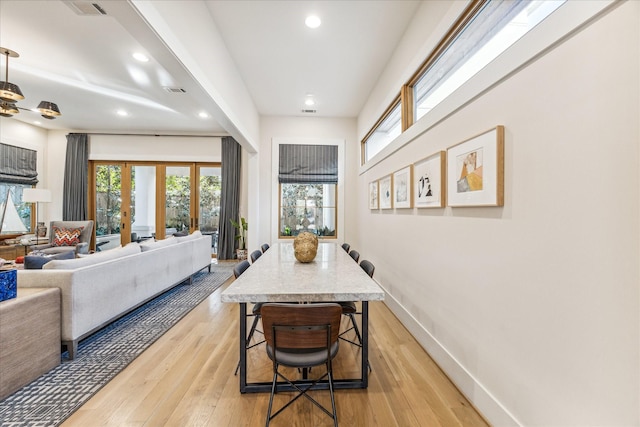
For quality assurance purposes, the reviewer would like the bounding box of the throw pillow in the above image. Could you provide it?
[52,226,84,247]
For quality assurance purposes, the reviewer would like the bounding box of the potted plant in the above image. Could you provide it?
[230,217,248,260]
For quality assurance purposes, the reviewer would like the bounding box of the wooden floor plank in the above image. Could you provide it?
[63,265,489,427]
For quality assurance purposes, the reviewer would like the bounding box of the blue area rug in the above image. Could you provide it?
[0,265,234,427]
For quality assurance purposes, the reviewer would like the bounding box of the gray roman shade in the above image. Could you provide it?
[0,143,38,185]
[278,144,338,184]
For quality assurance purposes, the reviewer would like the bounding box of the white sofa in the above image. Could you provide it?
[17,231,212,359]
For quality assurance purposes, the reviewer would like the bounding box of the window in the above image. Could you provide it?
[0,143,38,235]
[278,144,338,239]
[413,1,564,121]
[280,183,336,237]
[362,0,565,164]
[362,98,402,163]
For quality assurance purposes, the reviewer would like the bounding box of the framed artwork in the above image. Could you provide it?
[379,174,393,209]
[368,180,379,209]
[447,126,504,207]
[413,151,446,208]
[393,165,413,209]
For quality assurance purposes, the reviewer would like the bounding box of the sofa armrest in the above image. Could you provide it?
[76,242,89,254]
[30,243,53,251]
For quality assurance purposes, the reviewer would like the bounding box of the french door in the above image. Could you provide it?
[89,161,221,255]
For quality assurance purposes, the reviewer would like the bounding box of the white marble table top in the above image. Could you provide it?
[220,242,385,303]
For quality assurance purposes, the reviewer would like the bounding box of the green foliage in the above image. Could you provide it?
[230,217,248,249]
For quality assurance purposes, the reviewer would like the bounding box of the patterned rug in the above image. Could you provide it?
[0,264,234,427]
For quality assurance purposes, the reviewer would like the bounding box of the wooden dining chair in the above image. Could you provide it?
[250,249,262,263]
[261,303,342,427]
[233,260,265,375]
[261,243,270,253]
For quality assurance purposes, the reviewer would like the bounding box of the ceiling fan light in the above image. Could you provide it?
[37,101,61,119]
[0,81,24,102]
[0,101,19,117]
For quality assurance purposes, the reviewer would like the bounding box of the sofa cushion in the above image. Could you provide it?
[43,243,141,270]
[52,226,84,247]
[24,250,75,270]
[175,230,202,243]
[139,236,178,252]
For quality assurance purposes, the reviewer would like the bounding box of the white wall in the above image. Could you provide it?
[356,2,639,426]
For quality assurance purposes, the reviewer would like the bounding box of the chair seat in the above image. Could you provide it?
[266,341,339,367]
[339,301,356,314]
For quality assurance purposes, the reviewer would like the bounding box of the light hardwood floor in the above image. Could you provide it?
[63,267,489,427]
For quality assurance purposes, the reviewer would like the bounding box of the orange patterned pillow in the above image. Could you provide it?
[52,226,84,247]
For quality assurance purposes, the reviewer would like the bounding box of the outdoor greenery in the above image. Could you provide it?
[95,165,222,237]
[280,183,336,238]
[95,165,121,236]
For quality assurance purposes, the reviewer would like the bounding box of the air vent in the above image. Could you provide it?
[301,109,317,113]
[64,1,107,16]
[163,87,187,94]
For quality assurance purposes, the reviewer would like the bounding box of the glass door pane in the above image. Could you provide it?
[165,166,192,236]
[198,166,221,255]
[95,164,122,251]
[130,165,156,243]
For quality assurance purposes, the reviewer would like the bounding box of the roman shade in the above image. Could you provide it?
[0,143,38,185]
[278,144,338,184]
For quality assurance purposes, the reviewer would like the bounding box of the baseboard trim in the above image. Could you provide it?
[380,289,521,427]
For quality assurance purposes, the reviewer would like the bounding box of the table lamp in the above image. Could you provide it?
[22,188,52,237]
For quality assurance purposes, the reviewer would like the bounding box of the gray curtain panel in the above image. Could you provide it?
[63,133,88,221]
[0,143,38,185]
[218,136,241,260]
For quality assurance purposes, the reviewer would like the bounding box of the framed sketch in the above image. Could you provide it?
[447,126,504,207]
[379,174,393,209]
[413,151,446,208]
[393,165,413,209]
[368,180,379,209]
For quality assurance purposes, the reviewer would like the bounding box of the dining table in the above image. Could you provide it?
[220,242,385,393]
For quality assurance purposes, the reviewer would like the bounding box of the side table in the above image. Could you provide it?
[0,287,61,400]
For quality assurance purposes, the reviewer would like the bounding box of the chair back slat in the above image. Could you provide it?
[360,260,375,278]
[233,260,251,279]
[261,303,342,349]
[250,250,263,263]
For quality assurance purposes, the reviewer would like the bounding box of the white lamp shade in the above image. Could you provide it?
[22,188,52,203]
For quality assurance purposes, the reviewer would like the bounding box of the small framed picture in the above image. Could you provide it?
[393,165,413,209]
[447,126,504,207]
[368,181,379,209]
[379,174,393,209]
[413,151,446,208]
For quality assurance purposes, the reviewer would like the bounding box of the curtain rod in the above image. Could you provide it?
[71,132,228,138]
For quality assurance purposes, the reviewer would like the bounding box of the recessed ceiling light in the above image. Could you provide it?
[116,110,128,117]
[33,120,41,125]
[198,111,209,118]
[132,52,149,62]
[304,97,315,106]
[305,15,321,29]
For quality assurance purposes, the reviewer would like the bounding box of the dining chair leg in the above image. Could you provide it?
[328,362,338,427]
[266,370,278,427]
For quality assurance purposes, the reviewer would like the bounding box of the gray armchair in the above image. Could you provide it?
[30,220,94,256]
